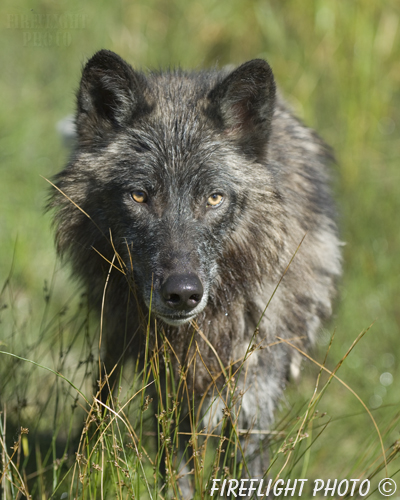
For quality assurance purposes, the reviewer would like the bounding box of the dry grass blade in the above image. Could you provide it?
[256,233,307,329]
[45,176,127,276]
[43,176,105,237]
[98,254,116,391]
[91,246,125,275]
[277,321,388,477]
[273,332,335,484]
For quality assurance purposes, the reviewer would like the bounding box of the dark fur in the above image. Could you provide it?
[50,50,341,479]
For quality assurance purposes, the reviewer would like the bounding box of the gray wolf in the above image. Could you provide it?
[50,50,341,481]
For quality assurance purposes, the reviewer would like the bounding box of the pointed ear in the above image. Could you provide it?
[206,59,276,157]
[76,50,151,140]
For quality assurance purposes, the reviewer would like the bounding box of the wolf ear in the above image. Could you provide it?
[76,50,150,140]
[207,59,276,157]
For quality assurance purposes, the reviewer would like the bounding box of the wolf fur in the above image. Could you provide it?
[50,50,341,479]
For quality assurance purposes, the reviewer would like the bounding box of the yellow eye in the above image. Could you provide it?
[132,190,148,203]
[207,193,224,207]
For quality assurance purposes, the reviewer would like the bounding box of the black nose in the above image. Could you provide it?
[161,274,204,311]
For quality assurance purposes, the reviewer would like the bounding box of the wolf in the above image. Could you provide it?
[50,50,341,483]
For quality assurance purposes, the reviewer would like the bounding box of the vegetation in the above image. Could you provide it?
[1,0,400,497]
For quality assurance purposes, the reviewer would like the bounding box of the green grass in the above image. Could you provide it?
[1,301,399,498]
[1,0,400,498]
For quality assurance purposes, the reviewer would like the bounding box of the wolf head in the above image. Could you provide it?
[51,50,285,327]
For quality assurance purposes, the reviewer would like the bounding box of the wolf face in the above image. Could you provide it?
[53,50,283,327]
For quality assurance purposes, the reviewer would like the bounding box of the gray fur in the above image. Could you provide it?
[50,50,341,479]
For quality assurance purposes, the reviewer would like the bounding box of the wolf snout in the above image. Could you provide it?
[161,274,204,312]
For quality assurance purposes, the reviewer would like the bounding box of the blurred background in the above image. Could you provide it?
[1,0,399,489]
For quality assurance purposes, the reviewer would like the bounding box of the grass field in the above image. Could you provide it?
[1,0,400,498]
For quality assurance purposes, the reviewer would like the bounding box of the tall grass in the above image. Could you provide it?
[1,268,400,499]
[1,0,400,497]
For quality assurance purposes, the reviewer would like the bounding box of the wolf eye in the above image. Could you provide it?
[207,193,224,208]
[132,190,148,203]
